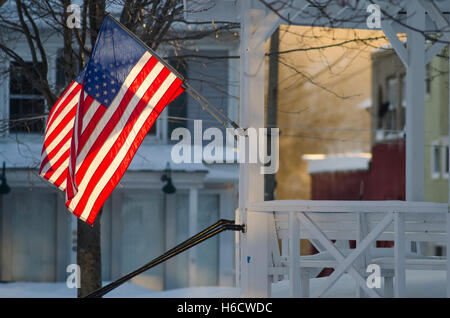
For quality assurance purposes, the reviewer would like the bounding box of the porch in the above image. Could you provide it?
[182,0,450,297]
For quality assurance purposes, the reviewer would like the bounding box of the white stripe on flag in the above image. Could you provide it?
[74,52,153,172]
[46,82,77,127]
[44,92,79,141]
[79,73,177,220]
[40,138,71,177]
[68,60,164,211]
[81,100,101,134]
[40,119,74,174]
[48,157,70,184]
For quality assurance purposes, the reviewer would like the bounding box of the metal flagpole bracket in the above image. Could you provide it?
[85,219,245,298]
[225,223,246,233]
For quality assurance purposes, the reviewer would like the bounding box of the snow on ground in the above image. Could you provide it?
[0,270,447,298]
[272,269,447,298]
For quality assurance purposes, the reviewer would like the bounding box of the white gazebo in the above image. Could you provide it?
[184,0,450,297]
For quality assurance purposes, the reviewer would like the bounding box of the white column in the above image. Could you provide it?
[188,187,198,287]
[405,1,426,202]
[447,44,450,298]
[288,212,301,297]
[394,212,406,297]
[239,0,269,297]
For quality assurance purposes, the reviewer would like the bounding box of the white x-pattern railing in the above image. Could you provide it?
[247,200,450,298]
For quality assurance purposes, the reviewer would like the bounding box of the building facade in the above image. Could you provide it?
[371,46,449,204]
[0,10,239,289]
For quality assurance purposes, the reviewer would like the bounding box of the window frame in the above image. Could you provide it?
[143,111,164,143]
[401,74,406,108]
[385,76,398,131]
[8,61,47,134]
[431,139,441,180]
[426,62,431,97]
[441,137,449,179]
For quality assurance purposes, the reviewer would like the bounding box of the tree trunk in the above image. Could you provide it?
[76,3,105,298]
[77,209,102,298]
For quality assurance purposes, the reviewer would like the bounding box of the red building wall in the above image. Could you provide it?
[311,141,405,201]
[311,171,368,200]
[364,142,405,201]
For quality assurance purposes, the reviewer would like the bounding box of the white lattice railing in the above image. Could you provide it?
[244,200,450,298]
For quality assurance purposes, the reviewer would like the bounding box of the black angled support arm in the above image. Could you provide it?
[85,219,245,298]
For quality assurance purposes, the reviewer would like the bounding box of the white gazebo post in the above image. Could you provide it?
[238,0,269,297]
[377,1,425,195]
[399,1,425,296]
[405,1,426,202]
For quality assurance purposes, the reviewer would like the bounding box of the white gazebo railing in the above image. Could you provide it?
[246,200,449,298]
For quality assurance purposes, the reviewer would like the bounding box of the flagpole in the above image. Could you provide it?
[85,219,244,298]
[105,13,241,131]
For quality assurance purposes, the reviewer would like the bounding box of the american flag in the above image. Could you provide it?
[40,15,184,225]
[39,69,85,191]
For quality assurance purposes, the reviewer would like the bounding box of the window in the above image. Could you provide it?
[55,50,69,92]
[426,63,431,95]
[166,59,188,140]
[9,62,46,133]
[387,77,398,109]
[385,77,398,130]
[196,193,219,286]
[442,143,449,179]
[118,192,165,289]
[401,75,406,107]
[164,192,220,289]
[162,49,229,143]
[146,114,162,139]
[55,48,85,92]
[144,59,187,140]
[431,141,441,179]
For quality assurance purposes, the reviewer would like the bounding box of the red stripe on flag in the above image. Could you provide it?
[86,78,184,225]
[45,82,76,129]
[46,84,81,130]
[72,57,159,189]
[42,106,77,153]
[167,85,184,105]
[54,167,69,188]
[69,67,171,218]
[40,128,73,173]
[42,148,70,180]
[79,99,105,138]
[40,81,80,190]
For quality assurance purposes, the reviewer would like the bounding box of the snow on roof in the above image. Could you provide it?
[372,43,394,54]
[357,98,372,110]
[303,153,371,174]
[0,136,238,182]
